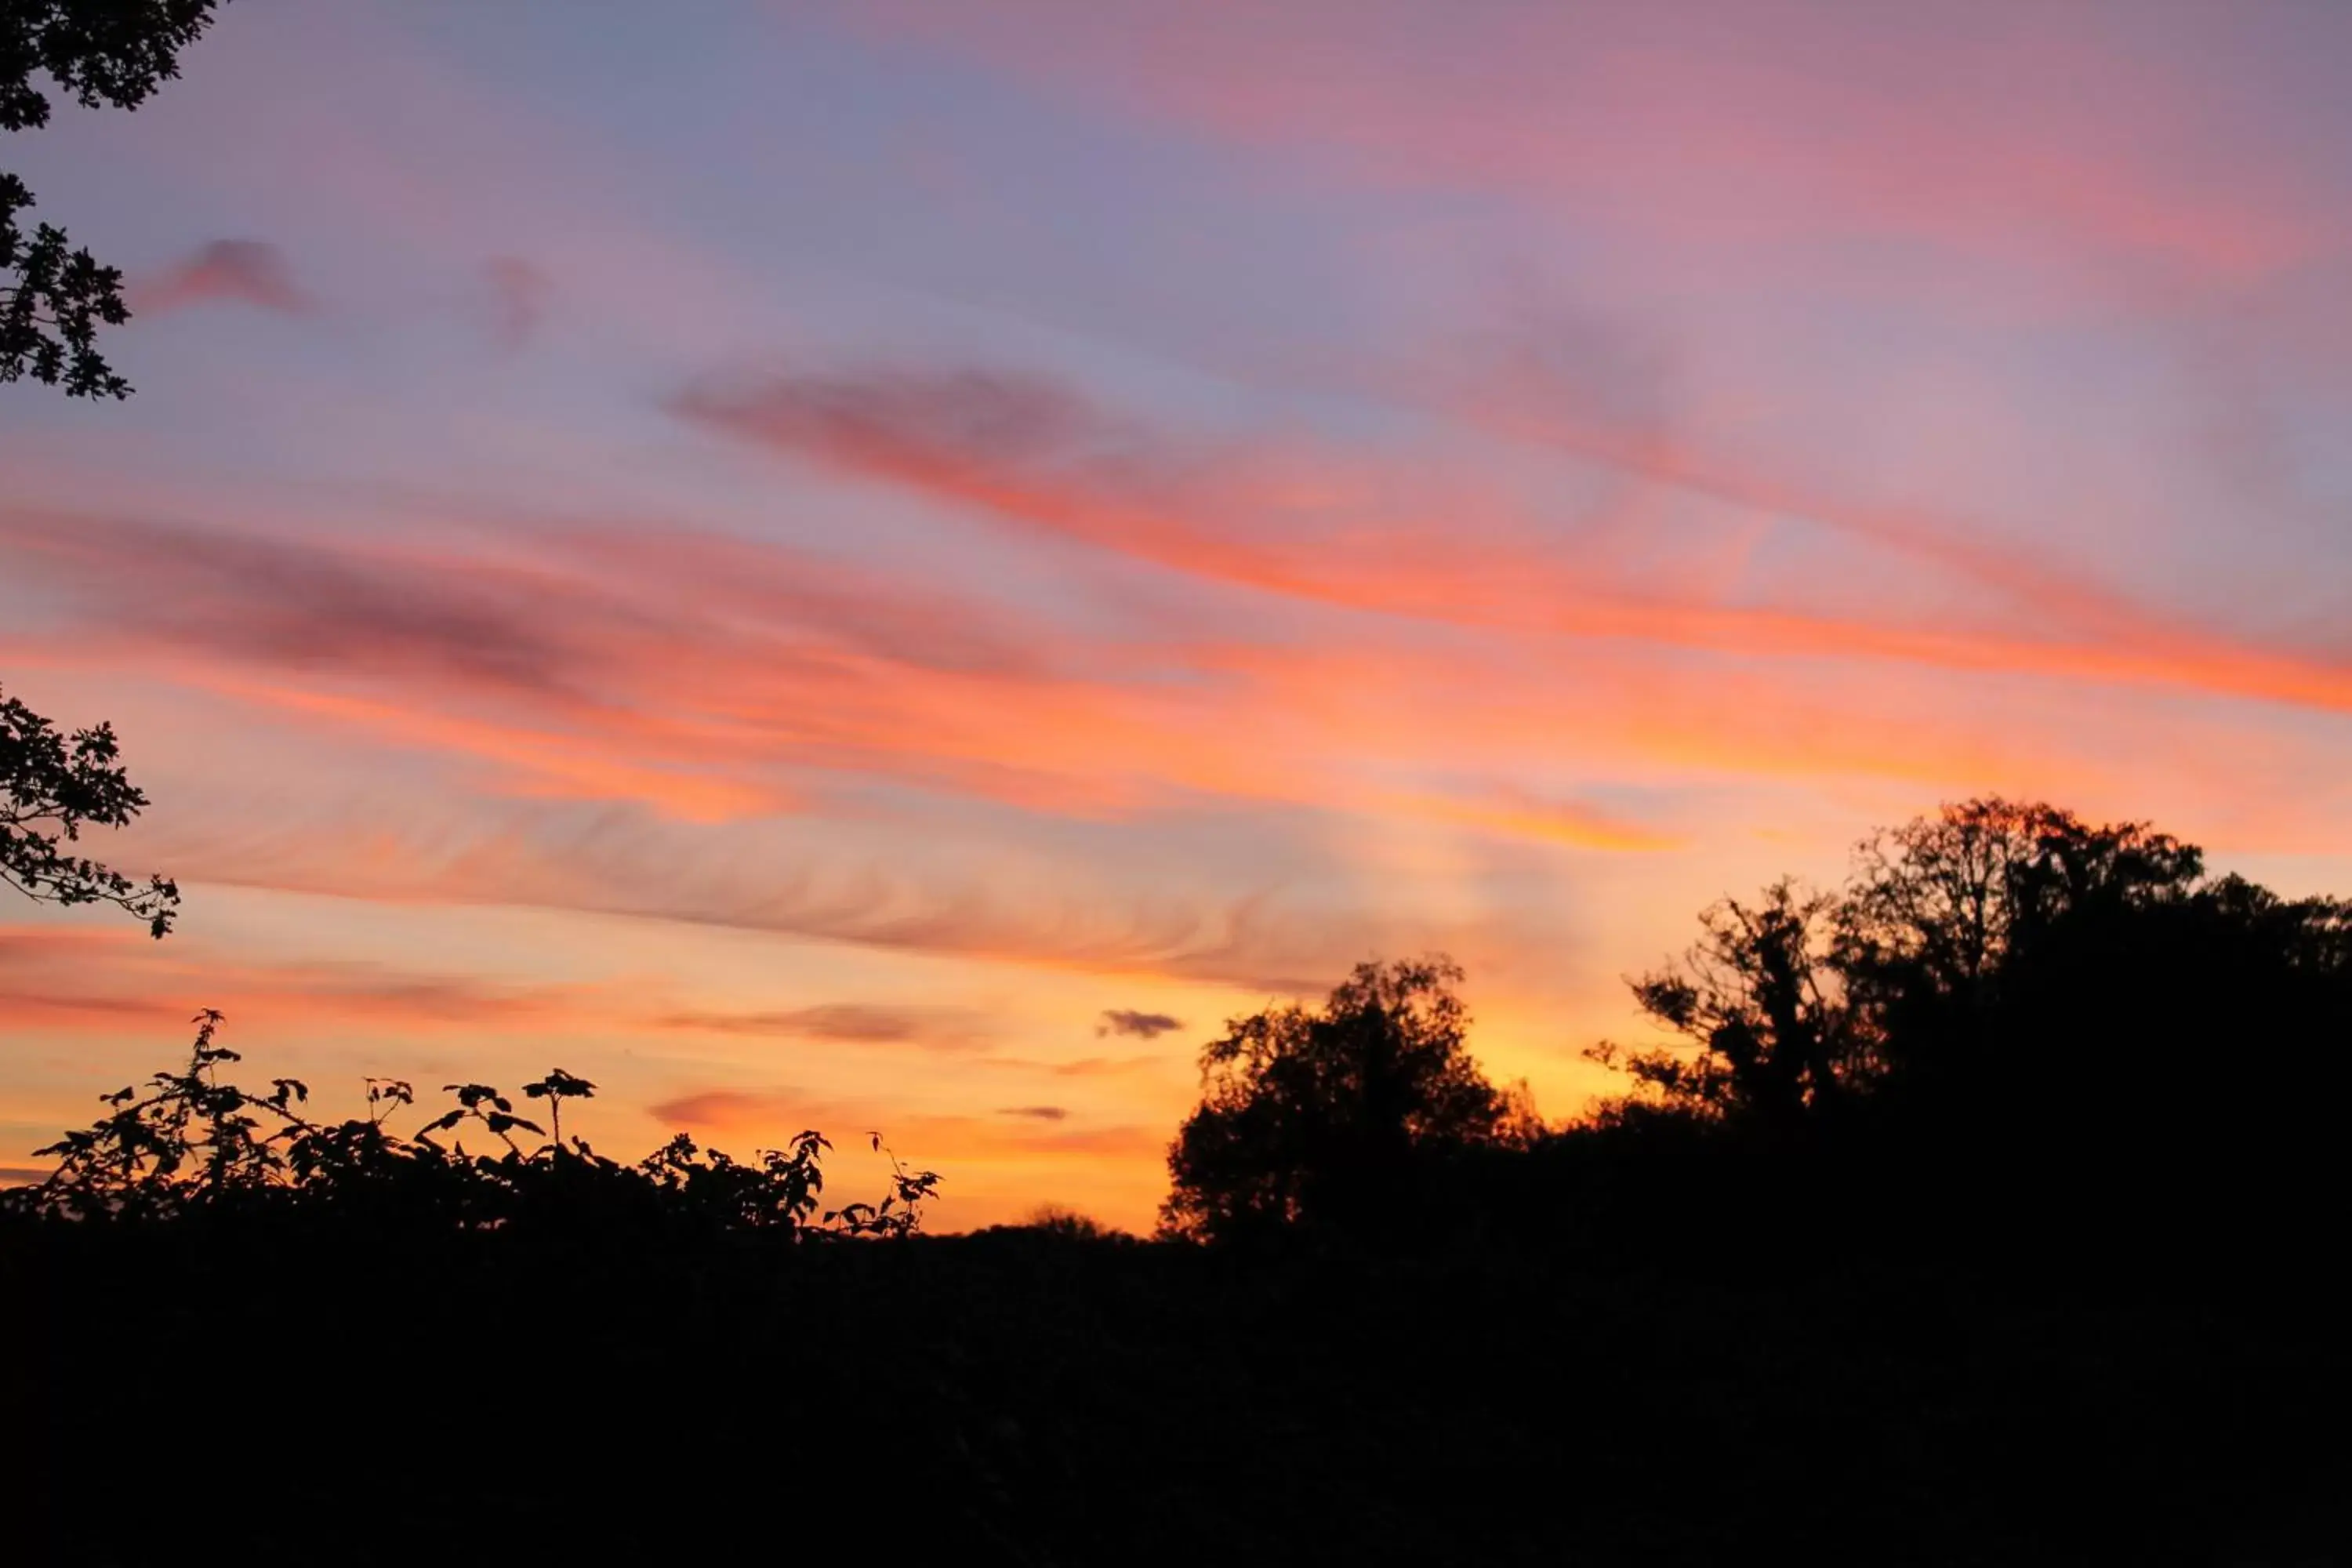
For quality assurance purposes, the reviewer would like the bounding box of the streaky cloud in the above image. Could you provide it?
[653,1002,985,1049]
[671,358,2352,719]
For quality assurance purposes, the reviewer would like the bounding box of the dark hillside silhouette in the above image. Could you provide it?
[5,797,2350,1562]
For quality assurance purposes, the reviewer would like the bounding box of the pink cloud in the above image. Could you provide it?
[670,361,2352,720]
[483,256,552,351]
[841,1,2343,287]
[0,924,613,1036]
[652,1002,987,1049]
[134,239,314,317]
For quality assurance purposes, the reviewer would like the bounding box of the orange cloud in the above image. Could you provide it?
[0,926,613,1038]
[652,1002,988,1049]
[12,480,2347,1013]
[8,503,1714,844]
[205,677,781,824]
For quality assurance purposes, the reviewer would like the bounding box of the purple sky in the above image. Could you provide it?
[4,0,2349,1226]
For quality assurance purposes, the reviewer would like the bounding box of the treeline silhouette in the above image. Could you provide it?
[1160,799,2352,1283]
[5,797,2348,1563]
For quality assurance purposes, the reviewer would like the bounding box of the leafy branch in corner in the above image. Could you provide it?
[3,1,233,399]
[2,684,180,935]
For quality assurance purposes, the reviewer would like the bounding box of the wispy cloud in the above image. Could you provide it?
[653,1002,985,1049]
[2,503,1713,849]
[673,358,2352,718]
[0,512,587,699]
[845,1,2346,283]
[134,239,314,317]
[0,924,613,1036]
[483,256,552,351]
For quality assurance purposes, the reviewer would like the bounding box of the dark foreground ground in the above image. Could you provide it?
[3,1226,2344,1566]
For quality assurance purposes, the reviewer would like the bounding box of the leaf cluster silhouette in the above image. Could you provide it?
[3,0,230,399]
[2,682,180,935]
[6,1007,941,1239]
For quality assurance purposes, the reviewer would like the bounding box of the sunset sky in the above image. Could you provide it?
[4,0,2350,1229]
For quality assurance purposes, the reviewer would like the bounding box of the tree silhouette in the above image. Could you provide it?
[2,682,179,935]
[3,0,230,398]
[1595,878,1863,1124]
[1579,796,2352,1269]
[1590,799,2214,1128]
[1834,798,2203,1089]
[1162,955,1525,1243]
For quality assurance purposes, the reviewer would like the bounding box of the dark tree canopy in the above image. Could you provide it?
[1592,799,2218,1127]
[1602,878,1861,1123]
[2,0,229,398]
[1163,956,1529,1242]
[2,683,179,935]
[1584,795,2352,1265]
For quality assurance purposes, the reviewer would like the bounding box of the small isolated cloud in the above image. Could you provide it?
[136,240,313,317]
[484,256,551,351]
[996,1105,1069,1121]
[670,362,1120,479]
[1097,1008,1185,1040]
[0,1167,53,1186]
[655,1003,979,1049]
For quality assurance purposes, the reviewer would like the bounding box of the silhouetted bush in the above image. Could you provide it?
[3,1009,940,1240]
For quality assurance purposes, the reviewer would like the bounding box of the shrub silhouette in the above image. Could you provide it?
[6,1009,941,1238]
